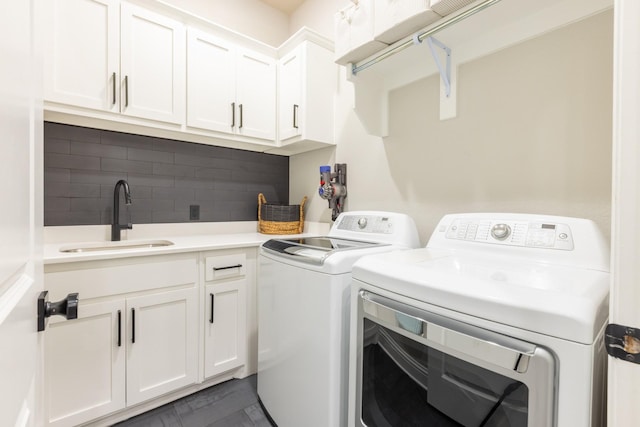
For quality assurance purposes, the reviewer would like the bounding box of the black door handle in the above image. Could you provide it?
[213,264,243,271]
[131,308,136,344]
[37,291,79,332]
[117,310,122,347]
[210,293,215,324]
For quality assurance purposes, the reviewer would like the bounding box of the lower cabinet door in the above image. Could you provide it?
[45,299,126,427]
[126,287,198,406]
[204,279,247,378]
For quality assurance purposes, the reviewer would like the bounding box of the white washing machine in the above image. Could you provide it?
[257,211,420,427]
[348,213,610,427]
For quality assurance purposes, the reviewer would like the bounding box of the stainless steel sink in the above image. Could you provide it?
[59,239,174,253]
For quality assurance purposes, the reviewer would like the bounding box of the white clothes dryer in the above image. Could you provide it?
[257,211,419,427]
[348,213,610,427]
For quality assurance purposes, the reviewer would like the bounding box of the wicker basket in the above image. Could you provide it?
[258,193,307,234]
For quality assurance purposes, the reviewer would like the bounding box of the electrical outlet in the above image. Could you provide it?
[189,205,200,221]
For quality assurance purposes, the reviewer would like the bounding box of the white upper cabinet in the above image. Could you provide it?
[44,0,120,111]
[120,3,185,124]
[236,49,277,141]
[44,3,333,154]
[278,40,335,148]
[187,28,276,142]
[186,30,236,134]
[278,48,302,141]
[44,0,185,125]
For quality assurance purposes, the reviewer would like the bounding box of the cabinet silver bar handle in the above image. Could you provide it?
[239,104,243,128]
[124,75,129,107]
[231,102,236,127]
[293,104,299,129]
[213,264,243,271]
[131,307,135,344]
[112,72,116,105]
[210,293,215,324]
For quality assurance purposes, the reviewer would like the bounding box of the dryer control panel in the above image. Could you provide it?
[444,218,574,250]
[430,213,609,271]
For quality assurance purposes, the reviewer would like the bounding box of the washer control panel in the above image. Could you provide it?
[337,215,394,234]
[445,218,574,250]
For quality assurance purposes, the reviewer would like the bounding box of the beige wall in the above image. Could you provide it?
[289,0,340,39]
[290,10,613,245]
[163,0,289,46]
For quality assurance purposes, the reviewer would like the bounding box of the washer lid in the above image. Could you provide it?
[262,237,386,265]
[352,248,610,344]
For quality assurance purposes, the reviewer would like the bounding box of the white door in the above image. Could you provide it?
[126,287,198,406]
[0,0,43,426]
[278,47,302,141]
[186,29,237,134]
[204,279,247,379]
[120,2,185,124]
[44,300,125,427]
[236,49,276,141]
[43,0,119,111]
[608,1,640,425]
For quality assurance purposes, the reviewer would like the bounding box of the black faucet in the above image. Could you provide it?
[111,179,132,241]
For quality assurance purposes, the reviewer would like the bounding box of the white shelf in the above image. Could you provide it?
[346,0,613,136]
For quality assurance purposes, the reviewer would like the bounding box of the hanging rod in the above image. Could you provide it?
[351,0,502,75]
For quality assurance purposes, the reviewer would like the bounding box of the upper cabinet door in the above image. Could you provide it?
[186,29,237,134]
[278,47,302,141]
[44,0,119,111]
[276,39,335,149]
[120,3,185,124]
[236,49,276,141]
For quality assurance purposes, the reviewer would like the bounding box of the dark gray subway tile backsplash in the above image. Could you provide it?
[44,122,289,226]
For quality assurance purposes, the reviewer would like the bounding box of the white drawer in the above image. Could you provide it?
[44,253,198,300]
[205,253,246,282]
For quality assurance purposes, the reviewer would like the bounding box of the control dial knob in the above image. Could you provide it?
[357,217,368,229]
[491,223,511,241]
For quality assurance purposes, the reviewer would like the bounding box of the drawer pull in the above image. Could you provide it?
[213,264,243,271]
[210,293,215,324]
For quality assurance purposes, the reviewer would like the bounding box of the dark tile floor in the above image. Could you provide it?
[115,375,274,427]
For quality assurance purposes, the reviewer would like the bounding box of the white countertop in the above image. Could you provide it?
[44,222,330,265]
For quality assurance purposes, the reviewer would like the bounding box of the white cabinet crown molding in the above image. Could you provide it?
[129,0,279,57]
[278,26,335,57]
